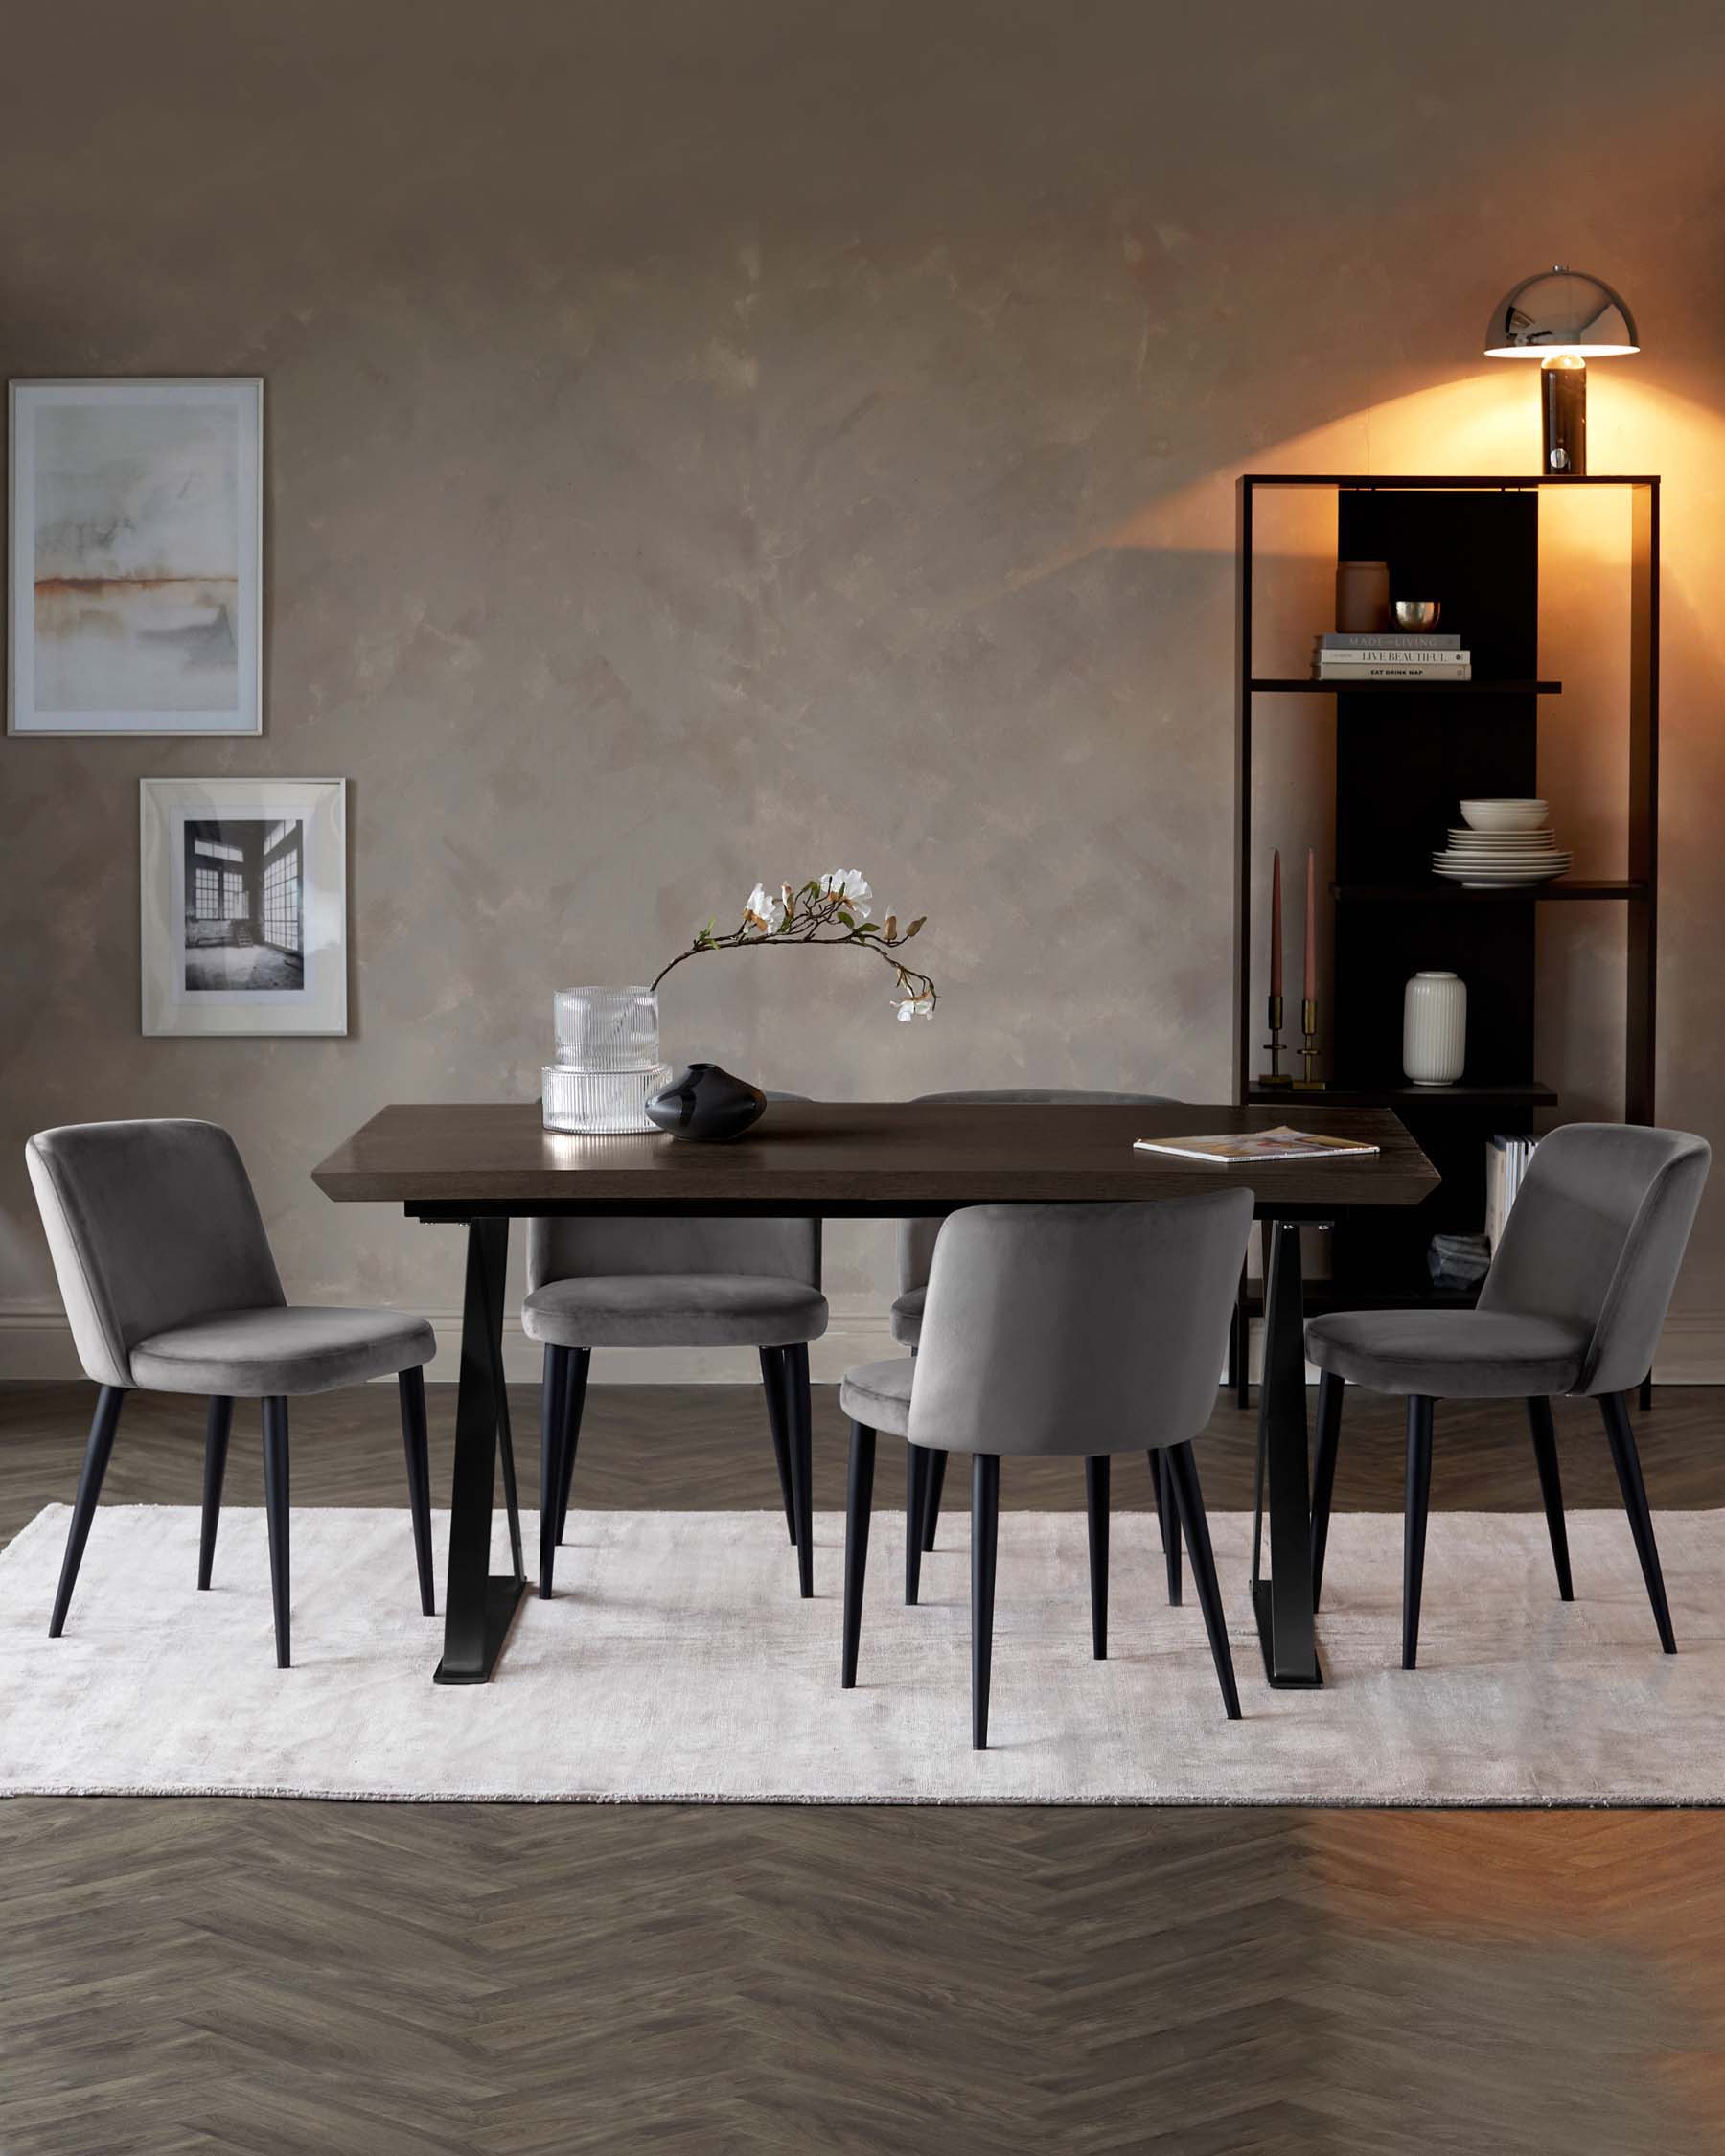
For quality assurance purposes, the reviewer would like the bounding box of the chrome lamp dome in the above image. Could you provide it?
[1484,265,1639,475]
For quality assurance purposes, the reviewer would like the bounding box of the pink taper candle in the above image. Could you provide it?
[1269,850,1282,998]
[1304,849,1318,1001]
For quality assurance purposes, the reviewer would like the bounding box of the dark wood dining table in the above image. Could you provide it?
[312,1100,1438,1689]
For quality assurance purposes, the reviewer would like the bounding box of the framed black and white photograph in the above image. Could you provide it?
[9,378,263,736]
[140,777,346,1036]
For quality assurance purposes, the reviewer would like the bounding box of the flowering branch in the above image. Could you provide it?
[651,870,937,1021]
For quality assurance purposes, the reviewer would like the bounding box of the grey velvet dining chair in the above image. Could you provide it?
[840,1190,1254,1748]
[525,1095,827,1602]
[27,1119,438,1669]
[892,1089,1193,1596]
[1305,1123,1710,1670]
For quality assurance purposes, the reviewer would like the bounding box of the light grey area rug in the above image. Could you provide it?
[1,1503,1718,1804]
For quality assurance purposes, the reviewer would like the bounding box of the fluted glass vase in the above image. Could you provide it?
[541,985,672,1134]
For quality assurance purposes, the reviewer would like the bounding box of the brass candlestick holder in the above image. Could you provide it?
[1258,994,1292,1088]
[1292,996,1325,1090]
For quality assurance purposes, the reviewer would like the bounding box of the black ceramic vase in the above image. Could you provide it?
[644,1064,766,1143]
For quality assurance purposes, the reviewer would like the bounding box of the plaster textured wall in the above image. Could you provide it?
[3,0,1724,1344]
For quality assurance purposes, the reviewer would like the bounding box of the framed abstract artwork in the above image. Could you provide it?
[140,777,347,1037]
[9,378,263,736]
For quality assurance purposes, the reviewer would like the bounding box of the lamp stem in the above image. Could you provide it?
[1541,356,1587,475]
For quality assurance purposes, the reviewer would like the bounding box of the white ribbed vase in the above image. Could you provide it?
[1403,971,1467,1087]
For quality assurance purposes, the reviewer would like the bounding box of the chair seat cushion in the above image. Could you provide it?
[129,1306,435,1397]
[1304,1308,1590,1398]
[888,1287,925,1349]
[521,1274,828,1350]
[839,1355,914,1434]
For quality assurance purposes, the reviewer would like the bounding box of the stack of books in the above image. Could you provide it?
[1313,631,1471,681]
[1484,1134,1540,1250]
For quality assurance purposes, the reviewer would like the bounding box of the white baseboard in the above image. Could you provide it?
[2,1301,1718,1388]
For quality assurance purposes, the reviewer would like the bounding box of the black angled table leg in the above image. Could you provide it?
[484,1273,525,1588]
[1249,1218,1322,1688]
[198,1396,233,1592]
[435,1216,529,1685]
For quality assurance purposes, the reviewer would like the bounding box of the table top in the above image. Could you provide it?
[311,1101,1439,1219]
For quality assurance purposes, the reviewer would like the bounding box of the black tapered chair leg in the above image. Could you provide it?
[262,1395,292,1670]
[760,1347,796,1544]
[1158,1451,1183,1605]
[1163,1440,1240,1721]
[921,1448,948,1553]
[1525,1395,1573,1602]
[1085,1455,1110,1659]
[48,1385,126,1638]
[397,1366,435,1616]
[197,1396,233,1592]
[1232,1265,1251,1409]
[841,1422,876,1687]
[786,1342,814,1598]
[1146,1447,1166,1552]
[906,1445,932,1605]
[538,1347,568,1599]
[1310,1369,1345,1613]
[1402,1395,1435,1671]
[555,1348,590,1546]
[972,1454,1000,1750]
[1600,1390,1676,1653]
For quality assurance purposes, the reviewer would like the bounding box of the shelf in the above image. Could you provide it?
[1246,1081,1556,1110]
[1240,473,1659,491]
[1235,470,1658,1131]
[1330,880,1648,904]
[1251,677,1561,696]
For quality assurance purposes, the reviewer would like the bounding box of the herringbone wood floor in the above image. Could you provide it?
[5,1379,1725,2154]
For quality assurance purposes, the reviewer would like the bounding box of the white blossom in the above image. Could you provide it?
[894,991,935,1022]
[741,883,786,936]
[818,869,873,912]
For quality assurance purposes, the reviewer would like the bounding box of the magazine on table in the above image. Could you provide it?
[1133,1124,1380,1165]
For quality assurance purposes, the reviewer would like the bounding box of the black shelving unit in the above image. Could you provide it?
[1235,472,1659,1315]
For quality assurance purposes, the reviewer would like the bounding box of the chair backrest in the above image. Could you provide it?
[906,1192,1254,1458]
[1479,1123,1711,1396]
[527,1092,820,1294]
[26,1120,285,1389]
[897,1089,1184,1298]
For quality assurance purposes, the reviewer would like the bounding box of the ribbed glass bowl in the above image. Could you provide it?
[541,1061,673,1135]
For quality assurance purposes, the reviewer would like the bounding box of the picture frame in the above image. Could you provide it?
[140,777,347,1037]
[9,378,263,736]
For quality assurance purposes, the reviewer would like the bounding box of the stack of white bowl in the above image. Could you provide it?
[1433,799,1571,887]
